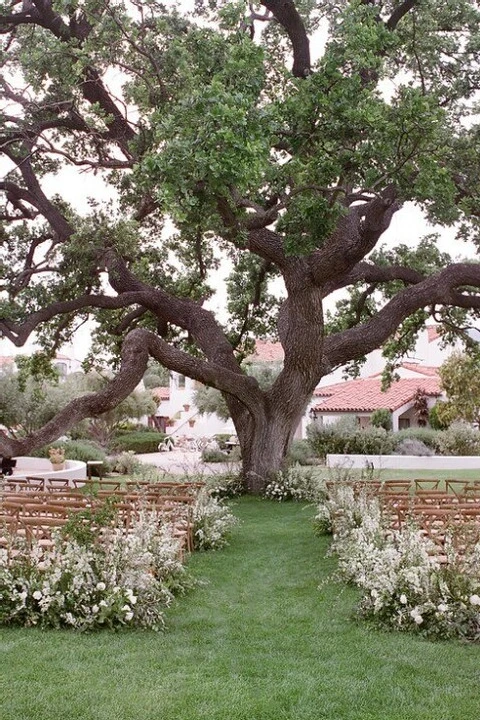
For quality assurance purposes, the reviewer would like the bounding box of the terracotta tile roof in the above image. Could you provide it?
[312,377,442,413]
[427,325,441,343]
[400,363,440,377]
[151,386,170,401]
[368,363,440,378]
[248,340,284,363]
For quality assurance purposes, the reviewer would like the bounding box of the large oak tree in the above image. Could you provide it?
[2,0,480,491]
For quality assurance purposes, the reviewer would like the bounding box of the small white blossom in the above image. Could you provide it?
[437,604,448,613]
[469,594,480,606]
[96,582,106,591]
[92,605,99,614]
[410,608,423,625]
[399,594,408,605]
[32,590,42,600]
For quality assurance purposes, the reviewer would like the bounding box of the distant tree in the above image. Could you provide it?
[428,402,450,431]
[0,364,156,447]
[143,362,170,390]
[438,351,480,426]
[194,360,281,422]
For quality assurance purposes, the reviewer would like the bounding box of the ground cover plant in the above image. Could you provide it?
[2,498,480,720]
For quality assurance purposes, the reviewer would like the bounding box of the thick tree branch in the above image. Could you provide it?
[324,263,480,369]
[261,0,310,77]
[309,188,402,286]
[387,1,418,31]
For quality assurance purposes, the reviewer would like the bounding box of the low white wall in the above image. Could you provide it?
[11,457,87,482]
[327,454,480,470]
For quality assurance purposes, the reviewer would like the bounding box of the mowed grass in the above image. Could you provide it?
[2,497,480,720]
[307,466,480,483]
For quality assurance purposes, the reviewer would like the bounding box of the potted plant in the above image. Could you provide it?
[48,446,65,471]
[188,419,196,427]
[183,403,191,412]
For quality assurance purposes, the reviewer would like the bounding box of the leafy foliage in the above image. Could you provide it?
[3,1,480,488]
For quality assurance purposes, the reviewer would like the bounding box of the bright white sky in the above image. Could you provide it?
[0,8,477,361]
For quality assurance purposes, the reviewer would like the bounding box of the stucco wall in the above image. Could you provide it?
[327,454,480,470]
[11,457,87,482]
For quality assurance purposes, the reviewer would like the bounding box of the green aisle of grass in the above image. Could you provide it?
[2,497,480,720]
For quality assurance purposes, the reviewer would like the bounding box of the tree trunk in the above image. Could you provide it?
[240,419,293,494]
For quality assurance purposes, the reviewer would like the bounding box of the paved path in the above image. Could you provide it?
[136,450,241,475]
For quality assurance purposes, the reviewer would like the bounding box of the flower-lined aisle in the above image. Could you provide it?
[0,488,237,631]
[315,479,480,641]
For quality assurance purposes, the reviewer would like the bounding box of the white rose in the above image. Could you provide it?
[469,594,480,606]
[99,600,108,608]
[121,604,131,612]
[399,594,407,605]
[410,608,423,625]
[437,603,448,613]
[125,611,134,622]
[32,590,42,600]
[92,605,99,614]
[96,582,106,591]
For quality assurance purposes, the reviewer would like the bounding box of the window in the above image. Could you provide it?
[177,374,186,388]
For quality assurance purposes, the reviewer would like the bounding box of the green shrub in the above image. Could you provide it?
[437,422,480,456]
[428,403,450,430]
[307,419,395,458]
[394,438,434,456]
[370,408,392,431]
[109,431,166,454]
[205,473,244,498]
[347,426,395,455]
[393,427,441,451]
[306,423,347,460]
[287,439,319,465]
[109,451,143,475]
[201,448,230,463]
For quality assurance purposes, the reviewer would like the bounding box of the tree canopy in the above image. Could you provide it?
[438,350,480,426]
[2,1,480,490]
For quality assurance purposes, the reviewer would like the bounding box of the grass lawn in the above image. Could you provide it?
[306,465,480,483]
[2,497,480,720]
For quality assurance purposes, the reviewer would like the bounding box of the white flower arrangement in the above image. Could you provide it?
[264,466,324,502]
[317,481,480,641]
[0,510,192,631]
[193,491,238,551]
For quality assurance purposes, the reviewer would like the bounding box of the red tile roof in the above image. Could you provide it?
[151,386,170,401]
[368,363,440,378]
[248,340,284,363]
[427,325,441,343]
[400,363,440,377]
[312,377,442,413]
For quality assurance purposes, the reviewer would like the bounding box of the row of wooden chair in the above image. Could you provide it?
[1,479,204,558]
[327,478,480,562]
